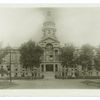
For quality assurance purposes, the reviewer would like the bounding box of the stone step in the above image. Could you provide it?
[44,72,55,79]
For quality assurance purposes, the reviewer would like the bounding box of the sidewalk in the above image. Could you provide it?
[82,79,100,87]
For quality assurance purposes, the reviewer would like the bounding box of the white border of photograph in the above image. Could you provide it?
[0,1,100,97]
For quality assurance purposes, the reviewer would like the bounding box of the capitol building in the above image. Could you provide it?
[0,11,99,79]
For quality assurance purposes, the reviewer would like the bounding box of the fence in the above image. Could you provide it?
[55,68,100,79]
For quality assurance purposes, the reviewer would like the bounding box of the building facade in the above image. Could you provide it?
[0,49,21,78]
[39,12,61,73]
[0,11,99,79]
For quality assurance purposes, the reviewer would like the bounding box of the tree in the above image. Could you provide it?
[94,46,100,71]
[79,44,94,71]
[0,47,10,80]
[19,40,43,78]
[60,43,75,68]
[0,49,7,64]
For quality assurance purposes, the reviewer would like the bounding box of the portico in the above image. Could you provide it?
[40,63,60,72]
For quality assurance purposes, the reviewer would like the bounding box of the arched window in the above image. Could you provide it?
[46,43,53,50]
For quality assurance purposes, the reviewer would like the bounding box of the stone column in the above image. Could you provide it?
[40,64,41,72]
[43,48,46,62]
[44,64,46,72]
[54,64,55,72]
[53,49,55,62]
[58,63,61,72]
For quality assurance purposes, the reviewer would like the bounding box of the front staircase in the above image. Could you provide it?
[44,72,55,80]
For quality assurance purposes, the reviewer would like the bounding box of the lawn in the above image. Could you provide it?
[0,80,17,89]
[0,79,100,89]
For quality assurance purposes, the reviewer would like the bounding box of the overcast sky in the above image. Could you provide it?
[0,7,100,47]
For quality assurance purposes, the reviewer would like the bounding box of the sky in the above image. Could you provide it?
[0,6,100,48]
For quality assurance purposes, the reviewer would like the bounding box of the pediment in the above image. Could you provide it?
[39,37,60,44]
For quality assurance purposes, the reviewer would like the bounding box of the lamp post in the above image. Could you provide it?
[9,48,12,83]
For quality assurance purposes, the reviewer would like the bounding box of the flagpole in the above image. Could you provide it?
[9,48,12,83]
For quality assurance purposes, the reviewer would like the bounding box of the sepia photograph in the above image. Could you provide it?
[0,4,100,91]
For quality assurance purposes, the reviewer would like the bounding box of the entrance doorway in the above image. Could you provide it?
[46,64,53,72]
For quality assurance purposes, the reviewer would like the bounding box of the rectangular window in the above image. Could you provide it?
[55,64,58,72]
[41,65,44,72]
[50,55,53,57]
